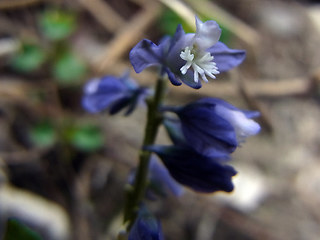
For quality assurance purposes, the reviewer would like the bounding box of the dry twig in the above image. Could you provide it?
[77,0,125,33]
[0,0,42,9]
[158,0,196,30]
[94,0,163,73]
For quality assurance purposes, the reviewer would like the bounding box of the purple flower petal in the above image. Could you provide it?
[176,101,238,154]
[128,207,164,240]
[163,118,186,146]
[163,67,182,86]
[145,145,236,193]
[195,16,221,50]
[169,98,260,153]
[82,75,150,115]
[208,41,246,72]
[108,95,131,115]
[149,157,184,197]
[178,70,202,89]
[129,39,164,73]
[82,76,126,113]
[129,17,247,88]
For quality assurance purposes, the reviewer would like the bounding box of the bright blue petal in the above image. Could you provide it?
[145,145,236,193]
[208,41,246,72]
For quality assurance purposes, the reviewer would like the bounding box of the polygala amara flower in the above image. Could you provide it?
[82,72,150,115]
[163,117,230,159]
[145,145,237,193]
[128,207,164,240]
[130,16,246,89]
[164,98,261,157]
[148,157,184,197]
[128,157,183,199]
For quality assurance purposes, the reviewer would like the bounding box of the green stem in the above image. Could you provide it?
[123,76,167,230]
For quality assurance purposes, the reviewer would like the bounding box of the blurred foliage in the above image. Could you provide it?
[10,8,86,84]
[39,9,76,41]
[158,9,231,43]
[29,119,103,152]
[4,219,42,240]
[29,120,57,148]
[68,124,104,152]
[10,43,46,72]
[53,50,87,85]
[158,9,194,35]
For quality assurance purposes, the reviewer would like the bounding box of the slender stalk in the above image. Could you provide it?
[123,76,167,230]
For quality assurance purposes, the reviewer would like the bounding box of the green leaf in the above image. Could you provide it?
[39,9,76,41]
[30,121,56,147]
[70,124,103,152]
[52,51,87,85]
[4,219,42,240]
[11,43,46,72]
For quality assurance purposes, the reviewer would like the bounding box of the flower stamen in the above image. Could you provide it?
[180,46,219,83]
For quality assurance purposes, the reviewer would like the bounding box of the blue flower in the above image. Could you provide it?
[145,145,237,193]
[148,157,184,197]
[130,16,246,89]
[164,98,261,157]
[163,118,230,159]
[128,207,164,240]
[128,156,184,200]
[82,72,150,115]
[128,157,183,199]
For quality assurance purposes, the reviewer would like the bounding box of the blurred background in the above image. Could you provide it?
[0,0,320,239]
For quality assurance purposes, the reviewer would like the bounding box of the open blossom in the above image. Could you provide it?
[130,16,246,89]
[82,72,150,115]
[163,98,261,157]
[145,145,237,193]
